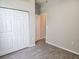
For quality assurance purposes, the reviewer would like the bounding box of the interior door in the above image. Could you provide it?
[0,8,29,56]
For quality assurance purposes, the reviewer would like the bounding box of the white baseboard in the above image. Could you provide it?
[46,41,79,55]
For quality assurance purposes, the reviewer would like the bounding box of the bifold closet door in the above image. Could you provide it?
[0,8,29,56]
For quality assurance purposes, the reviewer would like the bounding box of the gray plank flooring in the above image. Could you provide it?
[0,40,79,59]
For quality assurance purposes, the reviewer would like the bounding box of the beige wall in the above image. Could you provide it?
[36,13,46,41]
[41,0,79,55]
[0,0,35,46]
[40,13,46,39]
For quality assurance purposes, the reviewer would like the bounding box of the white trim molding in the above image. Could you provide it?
[46,41,79,55]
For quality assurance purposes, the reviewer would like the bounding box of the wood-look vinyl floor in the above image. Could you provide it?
[0,39,79,59]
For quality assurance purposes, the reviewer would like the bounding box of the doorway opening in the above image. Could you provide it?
[35,3,47,45]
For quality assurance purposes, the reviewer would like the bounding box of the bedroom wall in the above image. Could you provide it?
[41,0,79,55]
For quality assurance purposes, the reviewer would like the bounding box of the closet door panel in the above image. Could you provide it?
[0,8,29,56]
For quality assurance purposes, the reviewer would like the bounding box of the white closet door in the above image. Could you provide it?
[0,8,29,56]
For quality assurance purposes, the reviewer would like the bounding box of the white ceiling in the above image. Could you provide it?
[36,0,47,4]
